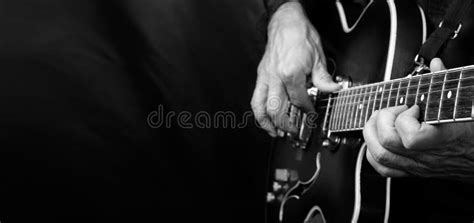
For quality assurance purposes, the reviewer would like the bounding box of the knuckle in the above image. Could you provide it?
[394,115,407,129]
[368,160,390,177]
[256,116,271,128]
[377,168,390,178]
[279,64,305,81]
[372,150,390,165]
[254,114,265,123]
[250,101,261,114]
[280,70,295,82]
[402,135,416,150]
[379,133,396,149]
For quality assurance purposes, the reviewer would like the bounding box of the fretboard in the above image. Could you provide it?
[327,65,474,132]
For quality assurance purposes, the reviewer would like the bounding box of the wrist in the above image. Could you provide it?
[268,1,309,36]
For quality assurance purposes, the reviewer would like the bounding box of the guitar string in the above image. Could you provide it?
[313,85,474,107]
[316,74,474,102]
[331,74,474,98]
[318,85,473,129]
[295,70,474,129]
[315,83,474,104]
[329,70,474,93]
[306,86,474,109]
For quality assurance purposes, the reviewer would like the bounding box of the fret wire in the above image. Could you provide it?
[387,82,393,108]
[329,94,336,130]
[347,89,355,130]
[349,88,359,129]
[346,89,355,130]
[348,89,355,130]
[415,74,422,105]
[337,90,346,130]
[326,95,334,130]
[424,74,434,122]
[334,95,340,130]
[324,95,332,131]
[354,88,362,129]
[454,70,463,121]
[344,89,351,130]
[328,95,341,129]
[358,87,367,128]
[343,90,351,130]
[363,86,370,127]
[404,77,411,105]
[379,84,386,110]
[372,85,380,114]
[395,79,401,106]
[437,72,448,122]
[340,90,348,130]
[335,93,341,130]
[353,88,364,129]
[365,85,374,123]
[355,87,361,128]
[336,90,343,130]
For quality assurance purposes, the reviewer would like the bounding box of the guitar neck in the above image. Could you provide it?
[327,65,474,133]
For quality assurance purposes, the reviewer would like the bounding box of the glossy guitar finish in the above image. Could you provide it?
[265,0,425,222]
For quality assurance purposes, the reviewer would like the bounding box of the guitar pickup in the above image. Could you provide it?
[286,88,318,149]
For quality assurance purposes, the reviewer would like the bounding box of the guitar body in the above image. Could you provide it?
[264,0,449,222]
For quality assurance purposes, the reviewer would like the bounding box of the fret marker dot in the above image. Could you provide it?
[359,104,363,109]
[447,91,452,99]
[399,97,404,104]
[379,87,383,93]
[420,94,425,102]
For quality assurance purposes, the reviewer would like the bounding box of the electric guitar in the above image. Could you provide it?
[265,0,474,222]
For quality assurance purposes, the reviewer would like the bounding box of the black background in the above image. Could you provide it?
[0,0,270,222]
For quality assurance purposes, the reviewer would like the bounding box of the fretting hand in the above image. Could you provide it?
[363,58,474,182]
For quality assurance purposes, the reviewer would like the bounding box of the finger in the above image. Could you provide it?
[366,149,409,178]
[266,80,297,133]
[376,106,408,151]
[251,82,277,137]
[395,105,443,150]
[429,57,446,72]
[364,111,417,171]
[311,58,342,93]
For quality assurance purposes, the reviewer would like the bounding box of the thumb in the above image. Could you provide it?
[429,57,446,72]
[311,61,342,92]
